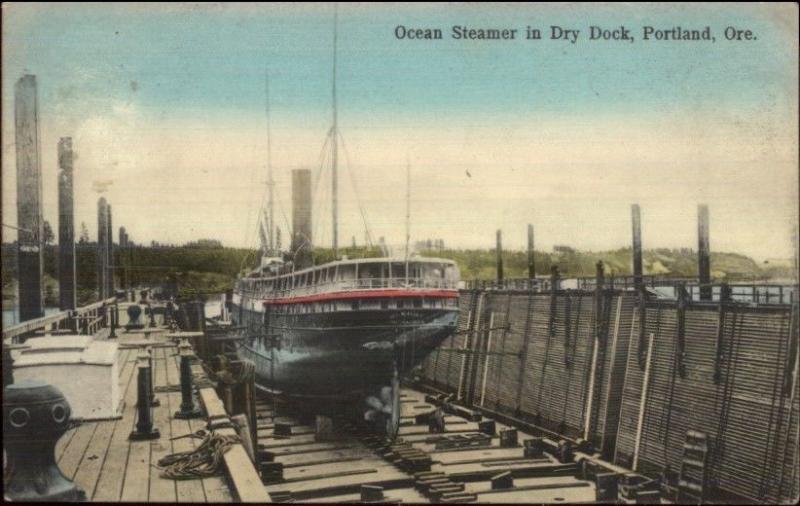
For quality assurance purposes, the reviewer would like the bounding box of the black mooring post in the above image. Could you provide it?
[174,339,202,419]
[148,303,157,328]
[109,303,117,339]
[129,353,160,440]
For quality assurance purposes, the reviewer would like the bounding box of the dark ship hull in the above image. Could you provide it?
[232,295,459,401]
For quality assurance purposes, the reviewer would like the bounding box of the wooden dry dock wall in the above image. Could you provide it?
[419,289,799,503]
[419,289,636,457]
[615,301,799,503]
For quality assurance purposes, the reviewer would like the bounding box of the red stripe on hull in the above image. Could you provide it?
[260,289,458,306]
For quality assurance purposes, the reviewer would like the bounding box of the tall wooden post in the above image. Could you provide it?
[106,204,114,296]
[15,75,44,322]
[527,224,535,280]
[97,198,108,299]
[631,204,643,291]
[58,138,77,310]
[118,226,127,289]
[698,204,711,301]
[496,229,503,283]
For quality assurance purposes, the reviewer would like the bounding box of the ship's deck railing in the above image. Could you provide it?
[237,276,458,300]
[463,277,796,305]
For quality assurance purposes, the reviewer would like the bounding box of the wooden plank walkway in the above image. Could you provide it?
[52,324,233,502]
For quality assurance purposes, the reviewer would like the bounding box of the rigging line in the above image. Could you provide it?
[331,2,339,254]
[338,132,376,249]
[265,67,275,251]
[310,129,333,247]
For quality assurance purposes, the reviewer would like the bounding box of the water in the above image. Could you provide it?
[3,307,62,328]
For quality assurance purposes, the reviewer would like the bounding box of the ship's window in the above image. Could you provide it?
[351,300,360,311]
[380,299,389,309]
[397,299,405,309]
[359,262,380,279]
[390,262,406,283]
[422,263,444,287]
[338,264,355,281]
[413,298,423,308]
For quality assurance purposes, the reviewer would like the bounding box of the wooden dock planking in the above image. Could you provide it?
[168,392,208,502]
[120,433,152,501]
[147,346,178,503]
[92,343,141,502]
[71,418,117,499]
[55,425,79,462]
[57,421,99,479]
[189,416,233,502]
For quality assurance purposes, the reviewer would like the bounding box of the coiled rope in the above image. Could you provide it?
[157,433,240,480]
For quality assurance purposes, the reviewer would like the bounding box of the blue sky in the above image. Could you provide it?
[2,3,798,260]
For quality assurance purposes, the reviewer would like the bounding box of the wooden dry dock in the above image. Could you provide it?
[255,389,601,503]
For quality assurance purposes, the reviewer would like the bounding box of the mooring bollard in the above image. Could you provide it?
[130,353,160,440]
[174,338,202,419]
[4,380,87,501]
[109,304,118,339]
[144,346,160,407]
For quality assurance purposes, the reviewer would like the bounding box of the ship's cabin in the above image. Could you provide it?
[236,257,460,299]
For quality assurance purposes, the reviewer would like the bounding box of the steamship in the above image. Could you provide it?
[232,255,459,434]
[231,16,460,437]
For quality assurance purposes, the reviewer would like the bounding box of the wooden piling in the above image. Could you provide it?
[57,137,77,311]
[698,204,711,300]
[106,204,114,296]
[496,229,503,283]
[119,227,128,289]
[527,224,535,280]
[15,75,44,322]
[97,198,109,299]
[631,204,643,291]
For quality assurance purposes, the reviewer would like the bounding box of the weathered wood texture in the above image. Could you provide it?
[14,74,44,321]
[57,137,77,310]
[56,328,232,502]
[419,290,799,503]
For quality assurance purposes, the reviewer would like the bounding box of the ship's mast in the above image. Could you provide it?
[265,69,275,252]
[331,5,339,257]
[405,156,411,284]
